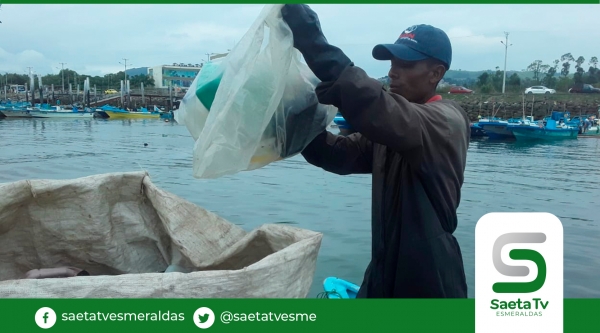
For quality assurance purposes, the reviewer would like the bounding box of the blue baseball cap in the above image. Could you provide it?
[372,24,452,69]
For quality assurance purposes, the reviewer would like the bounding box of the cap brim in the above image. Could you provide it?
[372,43,429,61]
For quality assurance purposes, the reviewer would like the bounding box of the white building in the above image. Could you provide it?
[149,53,229,89]
[149,63,203,89]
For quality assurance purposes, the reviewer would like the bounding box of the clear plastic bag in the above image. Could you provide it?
[175,4,338,179]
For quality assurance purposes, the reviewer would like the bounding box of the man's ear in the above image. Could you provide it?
[430,65,446,84]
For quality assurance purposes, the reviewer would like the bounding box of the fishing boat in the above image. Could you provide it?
[29,110,94,119]
[159,105,174,120]
[0,107,31,118]
[510,112,578,141]
[477,118,513,139]
[480,115,542,139]
[580,118,600,137]
[470,122,487,138]
[29,105,94,119]
[101,105,161,119]
[506,116,542,131]
[580,125,600,137]
[0,101,32,118]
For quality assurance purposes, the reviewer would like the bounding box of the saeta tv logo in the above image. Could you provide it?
[475,213,563,333]
[492,232,546,294]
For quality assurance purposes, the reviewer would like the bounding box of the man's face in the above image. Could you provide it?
[387,58,444,103]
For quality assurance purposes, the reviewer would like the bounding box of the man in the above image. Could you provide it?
[281,4,470,298]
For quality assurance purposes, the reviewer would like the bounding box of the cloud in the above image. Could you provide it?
[164,22,247,45]
[447,27,505,54]
[0,48,53,75]
[1,4,599,78]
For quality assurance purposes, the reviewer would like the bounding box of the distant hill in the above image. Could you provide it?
[378,70,540,86]
[125,67,149,77]
[450,69,537,80]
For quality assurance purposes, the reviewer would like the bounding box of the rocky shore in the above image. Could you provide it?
[445,93,600,121]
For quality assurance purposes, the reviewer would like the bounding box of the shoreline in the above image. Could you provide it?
[444,93,600,121]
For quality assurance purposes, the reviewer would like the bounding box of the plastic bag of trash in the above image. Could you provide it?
[174,4,338,179]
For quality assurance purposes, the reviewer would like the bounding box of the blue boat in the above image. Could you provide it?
[510,111,578,140]
[0,101,33,118]
[478,117,543,139]
[470,122,487,137]
[160,111,174,120]
[476,117,513,139]
[320,277,360,299]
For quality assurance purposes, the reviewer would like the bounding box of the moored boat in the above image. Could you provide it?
[477,118,512,139]
[104,110,161,119]
[29,110,95,119]
[0,108,32,118]
[470,122,487,137]
[29,105,94,119]
[0,101,32,118]
[580,126,600,136]
[580,120,600,137]
[510,112,578,140]
[100,105,161,119]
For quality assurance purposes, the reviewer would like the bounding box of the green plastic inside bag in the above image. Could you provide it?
[195,61,223,111]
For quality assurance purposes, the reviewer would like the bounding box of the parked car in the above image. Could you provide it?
[448,86,474,94]
[568,84,600,94]
[104,89,118,94]
[524,86,556,94]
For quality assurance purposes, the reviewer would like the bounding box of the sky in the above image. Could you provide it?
[1,4,599,79]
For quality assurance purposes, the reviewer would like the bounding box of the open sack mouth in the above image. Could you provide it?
[0,171,323,298]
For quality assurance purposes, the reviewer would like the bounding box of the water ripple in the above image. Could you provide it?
[1,118,599,298]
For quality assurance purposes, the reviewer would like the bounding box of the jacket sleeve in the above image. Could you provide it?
[315,65,458,164]
[300,130,373,175]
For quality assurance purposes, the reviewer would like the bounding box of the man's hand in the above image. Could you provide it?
[280,4,353,83]
[281,4,325,54]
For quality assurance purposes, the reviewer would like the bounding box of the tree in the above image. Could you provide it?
[543,59,559,88]
[477,72,490,86]
[507,73,521,92]
[560,53,574,77]
[573,56,586,83]
[590,56,598,69]
[129,74,155,88]
[556,77,573,92]
[491,66,505,92]
[527,60,545,83]
[586,66,598,85]
[476,72,494,93]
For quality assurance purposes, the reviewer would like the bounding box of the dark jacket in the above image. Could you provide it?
[301,65,470,298]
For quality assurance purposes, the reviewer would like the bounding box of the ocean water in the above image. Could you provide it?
[1,117,599,298]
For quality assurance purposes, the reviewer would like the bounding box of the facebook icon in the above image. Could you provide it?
[35,307,56,329]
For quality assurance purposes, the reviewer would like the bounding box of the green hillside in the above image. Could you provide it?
[377,70,541,87]
[443,70,538,85]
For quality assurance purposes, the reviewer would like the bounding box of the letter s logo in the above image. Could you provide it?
[492,232,546,293]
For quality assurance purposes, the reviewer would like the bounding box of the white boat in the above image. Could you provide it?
[28,105,94,119]
[29,110,94,119]
[580,124,600,137]
[0,108,32,118]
